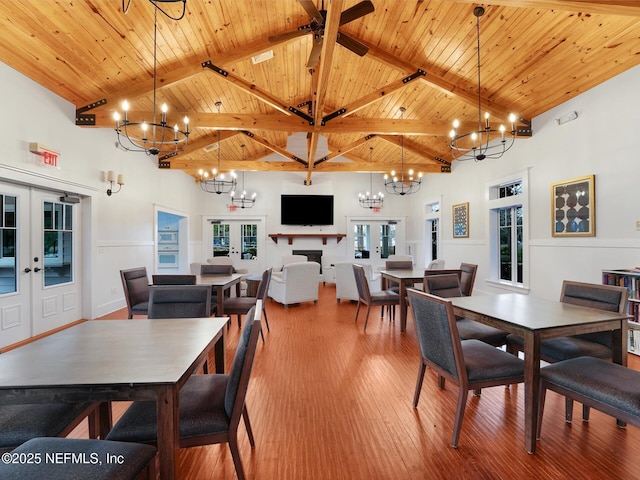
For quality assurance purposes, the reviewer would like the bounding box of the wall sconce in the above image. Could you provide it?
[107,171,125,196]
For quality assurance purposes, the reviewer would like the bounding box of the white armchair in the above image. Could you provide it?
[335,262,381,302]
[321,255,343,285]
[268,261,320,307]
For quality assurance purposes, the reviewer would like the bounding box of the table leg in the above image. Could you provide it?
[613,320,628,427]
[399,281,407,332]
[216,286,225,317]
[214,327,226,373]
[98,402,113,439]
[156,386,179,479]
[523,332,541,453]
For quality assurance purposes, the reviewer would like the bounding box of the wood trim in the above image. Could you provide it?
[269,233,346,245]
[0,319,87,353]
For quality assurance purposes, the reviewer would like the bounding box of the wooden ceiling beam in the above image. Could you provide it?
[318,156,449,174]
[159,130,240,160]
[378,135,449,167]
[442,0,640,16]
[241,131,309,167]
[89,111,470,135]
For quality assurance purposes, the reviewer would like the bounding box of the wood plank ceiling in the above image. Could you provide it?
[0,0,639,184]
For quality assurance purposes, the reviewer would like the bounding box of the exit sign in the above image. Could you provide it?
[29,142,59,167]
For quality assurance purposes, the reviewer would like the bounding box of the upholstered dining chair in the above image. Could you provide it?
[407,288,524,448]
[353,264,400,332]
[106,305,263,480]
[0,437,157,480]
[423,273,508,347]
[224,268,272,340]
[506,280,629,420]
[120,267,150,318]
[0,403,99,453]
[201,264,234,275]
[147,285,212,319]
[459,263,478,296]
[151,274,196,285]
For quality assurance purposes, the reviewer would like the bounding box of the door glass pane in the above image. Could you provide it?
[241,224,257,260]
[516,206,523,283]
[353,224,370,259]
[379,224,396,259]
[0,194,17,294]
[431,218,438,260]
[43,201,73,286]
[211,224,230,257]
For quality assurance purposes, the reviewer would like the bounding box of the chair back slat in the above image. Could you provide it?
[225,302,262,419]
[147,285,211,319]
[352,264,371,302]
[152,274,196,285]
[408,290,461,381]
[459,263,478,296]
[423,273,463,299]
[201,264,233,275]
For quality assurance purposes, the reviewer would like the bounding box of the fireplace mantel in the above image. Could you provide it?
[269,233,346,245]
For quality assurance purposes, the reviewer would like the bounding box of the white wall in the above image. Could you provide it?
[407,64,640,300]
[1,58,639,322]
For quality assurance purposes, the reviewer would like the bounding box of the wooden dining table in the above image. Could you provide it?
[449,293,630,454]
[196,272,244,317]
[380,268,426,332]
[0,317,227,479]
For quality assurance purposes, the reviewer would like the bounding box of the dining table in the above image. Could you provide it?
[196,272,244,317]
[449,293,630,454]
[0,317,227,479]
[380,268,426,332]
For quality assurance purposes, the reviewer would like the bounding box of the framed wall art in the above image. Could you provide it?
[551,174,595,237]
[452,202,469,238]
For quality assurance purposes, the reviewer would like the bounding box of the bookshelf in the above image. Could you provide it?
[602,269,640,355]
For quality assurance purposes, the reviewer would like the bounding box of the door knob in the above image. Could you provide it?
[23,267,32,273]
[33,267,42,273]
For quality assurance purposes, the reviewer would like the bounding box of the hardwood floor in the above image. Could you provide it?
[73,284,640,479]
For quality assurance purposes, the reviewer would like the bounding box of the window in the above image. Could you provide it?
[43,201,73,286]
[211,224,230,256]
[240,224,258,259]
[0,194,17,294]
[424,200,441,264]
[487,172,529,290]
[353,224,370,259]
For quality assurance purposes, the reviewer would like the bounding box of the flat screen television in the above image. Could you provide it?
[281,194,334,226]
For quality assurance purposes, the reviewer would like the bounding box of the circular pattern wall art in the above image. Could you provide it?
[551,174,595,237]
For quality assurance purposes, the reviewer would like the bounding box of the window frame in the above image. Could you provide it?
[486,169,530,292]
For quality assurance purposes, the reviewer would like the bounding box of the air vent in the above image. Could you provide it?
[203,143,219,152]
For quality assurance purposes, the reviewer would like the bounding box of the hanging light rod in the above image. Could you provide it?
[449,6,517,162]
[230,145,257,208]
[114,2,190,156]
[199,101,237,194]
[384,107,422,196]
[359,147,384,209]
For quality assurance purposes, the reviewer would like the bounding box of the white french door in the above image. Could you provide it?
[347,217,406,270]
[203,217,264,272]
[0,182,82,349]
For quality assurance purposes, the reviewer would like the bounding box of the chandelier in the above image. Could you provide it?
[199,102,237,194]
[384,107,422,196]
[359,148,384,209]
[230,146,257,208]
[113,1,190,156]
[449,6,516,162]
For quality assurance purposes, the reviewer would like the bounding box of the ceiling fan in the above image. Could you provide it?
[268,0,375,68]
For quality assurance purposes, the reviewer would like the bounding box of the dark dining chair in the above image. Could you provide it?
[106,305,263,480]
[384,259,414,292]
[224,268,272,340]
[0,403,100,453]
[407,288,524,448]
[353,264,400,332]
[120,267,150,318]
[506,280,629,420]
[423,273,509,347]
[201,264,234,275]
[147,285,212,319]
[0,437,157,480]
[151,274,196,285]
[459,263,478,296]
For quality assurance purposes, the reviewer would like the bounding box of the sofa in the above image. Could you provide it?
[268,261,320,307]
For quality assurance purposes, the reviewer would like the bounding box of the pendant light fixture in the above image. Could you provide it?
[199,101,237,194]
[359,147,384,209]
[449,6,516,162]
[384,107,422,196]
[113,1,190,156]
[230,145,257,208]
